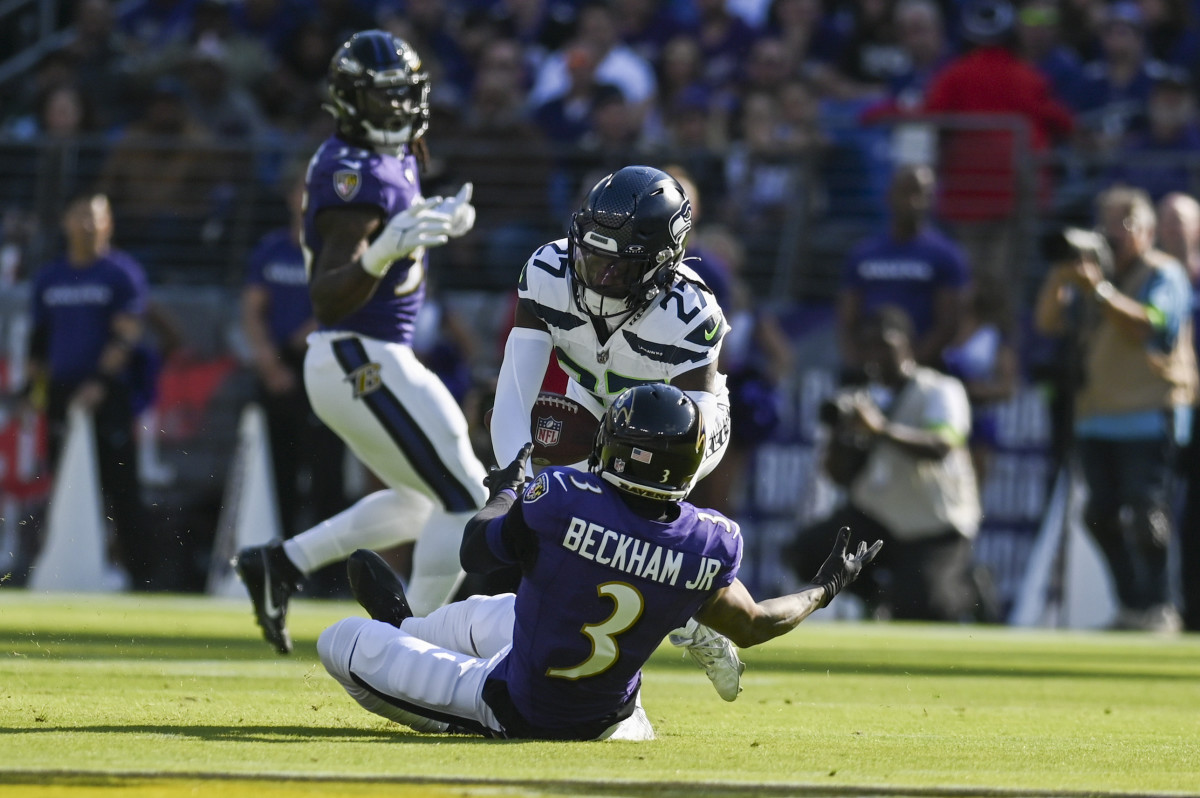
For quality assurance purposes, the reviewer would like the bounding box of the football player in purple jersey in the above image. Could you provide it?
[318,384,881,740]
[234,30,489,654]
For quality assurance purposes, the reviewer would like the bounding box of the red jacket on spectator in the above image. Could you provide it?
[921,45,1074,220]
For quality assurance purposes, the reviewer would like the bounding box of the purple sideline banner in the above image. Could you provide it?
[735,302,1053,618]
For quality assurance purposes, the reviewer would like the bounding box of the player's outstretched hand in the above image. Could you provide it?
[429,182,475,238]
[484,442,534,500]
[360,197,453,278]
[812,526,882,608]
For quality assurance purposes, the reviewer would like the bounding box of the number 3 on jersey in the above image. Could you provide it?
[546,582,645,680]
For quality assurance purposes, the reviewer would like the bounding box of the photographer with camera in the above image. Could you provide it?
[1033,187,1196,633]
[785,306,984,621]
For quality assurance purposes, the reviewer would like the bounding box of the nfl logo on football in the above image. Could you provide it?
[535,416,562,448]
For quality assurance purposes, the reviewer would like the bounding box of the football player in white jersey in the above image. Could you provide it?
[489,165,742,700]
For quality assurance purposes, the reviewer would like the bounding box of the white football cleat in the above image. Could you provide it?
[670,619,744,702]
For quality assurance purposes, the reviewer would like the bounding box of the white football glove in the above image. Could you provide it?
[360,197,453,278]
[428,182,476,238]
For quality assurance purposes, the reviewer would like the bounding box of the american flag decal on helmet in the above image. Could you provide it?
[631,447,653,463]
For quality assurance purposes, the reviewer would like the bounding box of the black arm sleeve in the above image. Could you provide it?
[461,491,539,574]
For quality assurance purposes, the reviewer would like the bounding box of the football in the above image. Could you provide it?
[528,391,598,466]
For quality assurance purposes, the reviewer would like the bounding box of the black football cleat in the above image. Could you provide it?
[233,541,302,654]
[347,549,414,628]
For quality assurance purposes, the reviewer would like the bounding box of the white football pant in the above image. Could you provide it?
[285,331,489,614]
[319,595,653,740]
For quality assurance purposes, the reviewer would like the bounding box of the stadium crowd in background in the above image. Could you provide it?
[1,0,1200,629]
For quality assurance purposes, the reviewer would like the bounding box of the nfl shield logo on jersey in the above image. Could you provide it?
[535,416,562,448]
[333,169,361,201]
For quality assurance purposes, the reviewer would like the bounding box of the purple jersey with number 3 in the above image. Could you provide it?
[302,135,425,345]
[486,467,742,730]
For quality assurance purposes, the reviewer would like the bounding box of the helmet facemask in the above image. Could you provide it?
[353,76,429,148]
[568,212,686,321]
[327,32,431,151]
[569,234,666,319]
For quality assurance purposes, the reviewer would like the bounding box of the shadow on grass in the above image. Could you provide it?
[0,723,494,744]
[0,631,319,660]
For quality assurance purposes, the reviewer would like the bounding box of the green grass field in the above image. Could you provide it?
[2,591,1199,798]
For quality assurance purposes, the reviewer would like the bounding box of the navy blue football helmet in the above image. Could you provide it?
[590,384,705,501]
[327,30,430,149]
[569,166,693,319]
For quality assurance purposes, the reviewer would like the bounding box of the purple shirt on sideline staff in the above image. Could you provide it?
[31,250,148,386]
[245,228,313,349]
[842,227,970,338]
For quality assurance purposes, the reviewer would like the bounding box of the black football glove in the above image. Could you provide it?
[484,442,534,500]
[812,526,883,609]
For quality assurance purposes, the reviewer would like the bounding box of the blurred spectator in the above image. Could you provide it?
[531,41,618,146]
[763,0,846,92]
[436,39,555,289]
[1107,69,1200,201]
[1070,1,1170,154]
[568,85,647,194]
[693,0,761,95]
[1015,0,1085,102]
[612,0,691,64]
[230,0,300,59]
[1139,0,1200,68]
[1,50,81,132]
[940,286,1019,487]
[240,169,348,552]
[832,0,908,99]
[838,164,971,374]
[858,0,951,169]
[118,0,198,55]
[126,0,275,92]
[1158,191,1200,632]
[471,0,577,65]
[262,20,338,139]
[21,193,155,589]
[306,0,379,50]
[887,0,952,110]
[380,0,473,107]
[1033,188,1196,632]
[777,77,826,152]
[785,305,984,621]
[642,34,715,149]
[644,84,728,210]
[1157,191,1200,279]
[179,41,272,141]
[96,79,232,275]
[723,90,825,261]
[528,2,657,124]
[740,36,796,97]
[921,0,1074,325]
[60,0,136,131]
